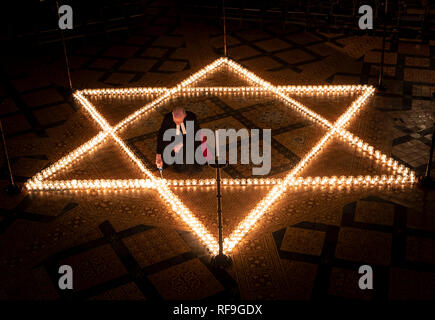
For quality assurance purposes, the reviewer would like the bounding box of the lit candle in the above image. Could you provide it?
[215,129,219,158]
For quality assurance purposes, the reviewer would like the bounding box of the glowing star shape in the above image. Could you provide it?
[25,57,415,255]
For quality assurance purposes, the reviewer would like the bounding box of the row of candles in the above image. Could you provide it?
[80,84,368,96]
[26,174,414,191]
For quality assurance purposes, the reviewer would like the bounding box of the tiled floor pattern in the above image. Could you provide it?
[0,1,434,300]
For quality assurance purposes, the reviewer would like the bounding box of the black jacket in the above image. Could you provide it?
[156,111,201,155]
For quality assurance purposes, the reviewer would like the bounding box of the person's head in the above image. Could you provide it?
[172,107,186,125]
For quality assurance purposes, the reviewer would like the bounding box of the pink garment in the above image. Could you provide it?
[200,130,213,162]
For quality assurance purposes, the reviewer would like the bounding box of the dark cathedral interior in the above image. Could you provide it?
[0,0,434,312]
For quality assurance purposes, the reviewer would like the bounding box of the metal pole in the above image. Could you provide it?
[210,161,232,268]
[424,124,435,178]
[377,0,388,91]
[0,120,21,194]
[209,145,232,267]
[419,122,435,188]
[216,164,223,255]
[56,0,73,91]
[418,91,435,188]
[222,0,227,57]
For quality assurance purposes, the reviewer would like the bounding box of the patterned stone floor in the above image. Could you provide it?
[0,1,434,301]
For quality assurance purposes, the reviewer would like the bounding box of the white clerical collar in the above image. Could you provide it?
[176,122,186,135]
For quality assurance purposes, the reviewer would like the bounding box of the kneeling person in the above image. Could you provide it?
[155,107,203,173]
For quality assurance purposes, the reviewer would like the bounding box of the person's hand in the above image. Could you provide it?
[173,142,183,153]
[156,154,163,169]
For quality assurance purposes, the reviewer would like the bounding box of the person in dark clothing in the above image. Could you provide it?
[156,107,203,173]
